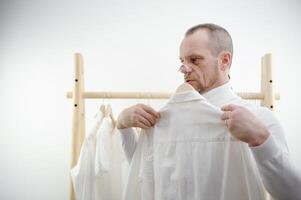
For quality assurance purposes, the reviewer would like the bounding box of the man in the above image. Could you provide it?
[117,23,301,199]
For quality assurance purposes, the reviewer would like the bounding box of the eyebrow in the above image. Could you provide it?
[179,54,205,62]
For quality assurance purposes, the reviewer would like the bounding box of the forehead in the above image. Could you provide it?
[179,30,211,59]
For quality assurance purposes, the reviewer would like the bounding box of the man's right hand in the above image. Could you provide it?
[117,103,161,129]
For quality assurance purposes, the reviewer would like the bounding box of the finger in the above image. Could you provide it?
[221,104,239,111]
[137,109,156,125]
[140,116,152,127]
[141,104,160,118]
[221,111,231,120]
[225,119,232,127]
[137,117,152,129]
[136,120,149,129]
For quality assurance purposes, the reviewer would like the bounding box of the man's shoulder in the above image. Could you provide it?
[235,98,279,125]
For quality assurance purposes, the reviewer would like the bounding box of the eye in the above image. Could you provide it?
[191,58,198,64]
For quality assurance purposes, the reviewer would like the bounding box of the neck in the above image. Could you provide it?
[200,79,229,94]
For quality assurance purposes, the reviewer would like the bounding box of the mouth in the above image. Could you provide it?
[185,80,195,83]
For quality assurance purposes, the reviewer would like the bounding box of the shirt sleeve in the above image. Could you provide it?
[250,108,301,200]
[119,127,138,163]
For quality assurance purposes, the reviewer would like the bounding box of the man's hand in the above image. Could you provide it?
[221,104,270,147]
[117,103,160,129]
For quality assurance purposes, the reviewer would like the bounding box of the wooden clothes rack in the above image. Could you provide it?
[66,53,280,200]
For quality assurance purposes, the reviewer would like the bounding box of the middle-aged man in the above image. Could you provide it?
[117,23,301,199]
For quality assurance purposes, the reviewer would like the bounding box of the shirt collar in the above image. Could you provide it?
[202,81,240,107]
[167,81,240,105]
[168,90,205,104]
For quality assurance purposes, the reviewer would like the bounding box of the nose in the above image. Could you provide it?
[179,64,193,74]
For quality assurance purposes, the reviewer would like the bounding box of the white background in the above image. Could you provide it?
[0,0,300,199]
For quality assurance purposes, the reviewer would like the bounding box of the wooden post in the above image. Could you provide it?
[261,54,275,200]
[261,53,275,111]
[70,53,86,200]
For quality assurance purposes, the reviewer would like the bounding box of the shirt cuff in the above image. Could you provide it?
[250,135,282,162]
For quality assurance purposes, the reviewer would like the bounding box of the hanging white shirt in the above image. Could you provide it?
[94,115,127,200]
[71,111,128,200]
[70,111,104,200]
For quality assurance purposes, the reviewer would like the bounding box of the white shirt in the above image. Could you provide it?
[71,111,104,200]
[120,82,301,200]
[71,111,127,200]
[123,89,265,200]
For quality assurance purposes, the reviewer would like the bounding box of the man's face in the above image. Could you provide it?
[179,30,223,93]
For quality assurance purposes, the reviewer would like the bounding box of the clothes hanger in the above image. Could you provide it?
[106,104,116,129]
[99,104,106,115]
[106,92,116,128]
[175,82,195,93]
[94,104,106,118]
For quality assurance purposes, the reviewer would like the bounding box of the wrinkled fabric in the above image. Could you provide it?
[123,90,266,200]
[121,82,301,200]
[123,128,155,200]
[150,91,265,200]
[122,128,143,200]
[71,110,127,200]
[70,111,104,200]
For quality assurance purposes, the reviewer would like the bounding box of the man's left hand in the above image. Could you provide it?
[221,104,270,147]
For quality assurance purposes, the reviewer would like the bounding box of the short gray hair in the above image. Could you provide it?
[185,23,233,57]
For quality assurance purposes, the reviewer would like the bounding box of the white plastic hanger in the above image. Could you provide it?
[175,82,195,93]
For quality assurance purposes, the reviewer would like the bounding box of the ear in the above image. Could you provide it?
[218,51,231,71]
